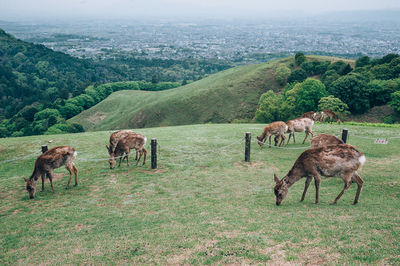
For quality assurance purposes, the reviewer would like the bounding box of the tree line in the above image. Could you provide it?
[255,53,400,124]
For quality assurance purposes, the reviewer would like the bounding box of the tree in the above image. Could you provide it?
[330,73,370,114]
[294,78,329,114]
[287,69,307,84]
[366,80,394,107]
[327,61,352,75]
[355,56,370,68]
[295,52,306,66]
[254,90,283,123]
[275,64,291,86]
[318,95,349,115]
[389,91,400,113]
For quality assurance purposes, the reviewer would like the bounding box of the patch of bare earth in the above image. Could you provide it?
[86,112,107,125]
[234,161,268,170]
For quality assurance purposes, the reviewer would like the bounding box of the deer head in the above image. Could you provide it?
[24,178,36,199]
[256,136,265,147]
[273,174,289,206]
[106,145,117,169]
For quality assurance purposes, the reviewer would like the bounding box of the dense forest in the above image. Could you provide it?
[255,53,400,124]
[0,29,230,137]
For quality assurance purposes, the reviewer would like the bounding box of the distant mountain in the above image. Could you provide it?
[0,28,126,119]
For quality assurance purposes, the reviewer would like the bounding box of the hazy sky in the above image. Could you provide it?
[1,0,400,20]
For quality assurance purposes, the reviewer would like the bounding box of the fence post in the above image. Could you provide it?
[245,132,251,162]
[151,138,157,169]
[341,129,348,143]
[41,145,48,153]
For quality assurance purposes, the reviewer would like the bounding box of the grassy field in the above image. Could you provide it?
[0,123,399,264]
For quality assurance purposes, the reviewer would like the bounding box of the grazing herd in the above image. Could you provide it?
[24,109,365,205]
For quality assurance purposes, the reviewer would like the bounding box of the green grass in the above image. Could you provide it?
[0,123,399,264]
[69,58,289,131]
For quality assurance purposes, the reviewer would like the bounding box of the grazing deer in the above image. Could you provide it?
[320,109,341,124]
[273,144,365,206]
[285,117,314,144]
[310,134,344,148]
[109,130,136,153]
[106,133,147,169]
[257,121,288,147]
[24,146,78,199]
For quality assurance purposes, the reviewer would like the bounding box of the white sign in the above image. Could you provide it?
[374,139,388,144]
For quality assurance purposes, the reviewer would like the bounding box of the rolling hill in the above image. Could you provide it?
[70,58,289,131]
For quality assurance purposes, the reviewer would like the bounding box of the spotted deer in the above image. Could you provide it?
[273,144,365,206]
[310,134,344,148]
[256,121,288,147]
[24,146,78,199]
[106,133,147,169]
[285,117,314,144]
[320,109,342,124]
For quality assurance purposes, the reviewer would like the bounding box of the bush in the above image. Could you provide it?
[318,95,349,115]
[254,90,283,123]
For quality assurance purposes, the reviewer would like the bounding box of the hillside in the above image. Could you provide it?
[70,58,288,131]
[0,29,127,119]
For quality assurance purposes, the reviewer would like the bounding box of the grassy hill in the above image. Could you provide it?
[70,55,358,131]
[0,123,399,264]
[69,58,288,131]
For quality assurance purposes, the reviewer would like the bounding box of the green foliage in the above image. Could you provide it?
[33,108,61,122]
[59,103,84,119]
[300,61,330,76]
[294,52,306,66]
[389,91,400,113]
[254,90,283,123]
[327,61,352,75]
[318,95,349,115]
[290,78,328,114]
[366,80,394,107]
[287,69,307,84]
[274,64,291,86]
[330,73,370,114]
[355,56,370,68]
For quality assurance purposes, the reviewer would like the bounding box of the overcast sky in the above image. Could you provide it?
[1,0,400,20]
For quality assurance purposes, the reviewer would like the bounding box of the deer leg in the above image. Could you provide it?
[279,134,286,147]
[135,150,138,161]
[48,171,54,192]
[286,132,292,144]
[66,164,73,189]
[118,156,123,167]
[331,173,352,204]
[125,152,129,166]
[352,172,364,205]
[314,175,321,204]
[73,163,78,186]
[136,149,142,165]
[142,148,147,165]
[41,174,45,191]
[300,176,312,202]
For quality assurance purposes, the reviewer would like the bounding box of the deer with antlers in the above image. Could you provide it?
[273,144,365,206]
[24,146,78,199]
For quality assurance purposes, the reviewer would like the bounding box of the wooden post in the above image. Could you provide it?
[151,138,157,169]
[245,132,251,162]
[341,129,348,143]
[41,145,48,153]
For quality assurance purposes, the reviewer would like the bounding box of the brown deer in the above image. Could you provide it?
[109,130,136,153]
[301,111,315,120]
[310,134,344,148]
[106,133,147,169]
[285,117,314,144]
[256,121,288,147]
[273,144,365,206]
[320,109,342,124]
[24,146,78,199]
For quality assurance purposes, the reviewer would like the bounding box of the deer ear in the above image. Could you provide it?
[274,174,280,183]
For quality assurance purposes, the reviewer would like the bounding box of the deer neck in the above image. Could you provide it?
[284,168,305,187]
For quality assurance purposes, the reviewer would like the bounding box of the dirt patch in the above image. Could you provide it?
[86,112,107,125]
[137,168,168,174]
